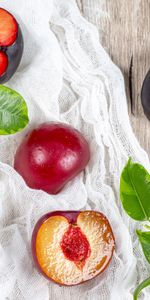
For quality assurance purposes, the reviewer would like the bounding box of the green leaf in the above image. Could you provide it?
[120,158,150,221]
[136,230,150,263]
[0,85,29,135]
[133,277,150,300]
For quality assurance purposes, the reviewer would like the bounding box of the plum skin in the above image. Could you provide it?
[31,211,115,286]
[14,123,90,194]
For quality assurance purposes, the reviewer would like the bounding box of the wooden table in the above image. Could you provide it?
[76,0,150,155]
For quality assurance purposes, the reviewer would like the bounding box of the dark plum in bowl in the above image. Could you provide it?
[0,8,23,83]
[141,68,150,121]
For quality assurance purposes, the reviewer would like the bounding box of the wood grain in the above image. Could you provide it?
[76,0,150,154]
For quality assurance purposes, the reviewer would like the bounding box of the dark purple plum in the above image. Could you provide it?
[141,68,150,121]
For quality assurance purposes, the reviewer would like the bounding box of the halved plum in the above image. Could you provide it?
[0,8,18,47]
[0,51,8,76]
[32,211,115,286]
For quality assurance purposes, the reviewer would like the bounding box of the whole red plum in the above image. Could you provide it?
[14,123,90,194]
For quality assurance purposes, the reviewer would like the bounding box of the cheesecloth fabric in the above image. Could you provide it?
[0,0,149,299]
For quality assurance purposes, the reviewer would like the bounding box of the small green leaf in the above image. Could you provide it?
[0,85,29,135]
[133,277,150,300]
[136,230,150,263]
[120,158,150,221]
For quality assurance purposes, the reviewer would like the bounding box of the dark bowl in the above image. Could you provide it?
[0,26,24,84]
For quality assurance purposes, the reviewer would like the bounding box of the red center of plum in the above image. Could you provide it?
[60,225,91,268]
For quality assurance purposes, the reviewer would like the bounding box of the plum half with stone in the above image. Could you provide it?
[14,122,90,194]
[0,8,23,83]
[32,211,115,286]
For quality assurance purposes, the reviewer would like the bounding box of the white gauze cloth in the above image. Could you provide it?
[0,0,149,299]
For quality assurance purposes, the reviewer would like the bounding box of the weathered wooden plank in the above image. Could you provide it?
[76,0,150,154]
[76,0,83,11]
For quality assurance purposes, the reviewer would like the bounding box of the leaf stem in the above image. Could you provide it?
[133,277,150,300]
[144,224,150,230]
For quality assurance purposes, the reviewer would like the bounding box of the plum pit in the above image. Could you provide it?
[60,225,91,268]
